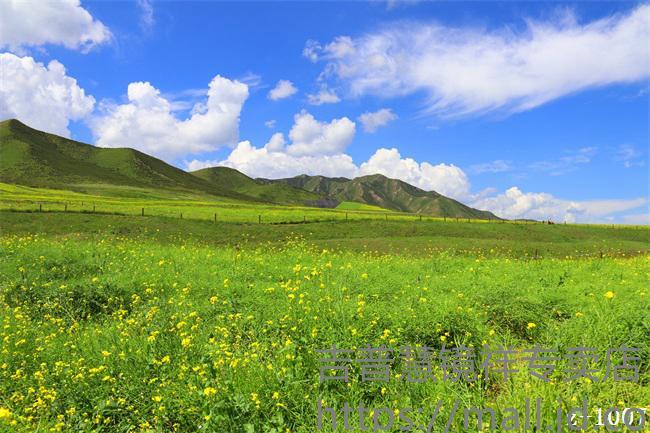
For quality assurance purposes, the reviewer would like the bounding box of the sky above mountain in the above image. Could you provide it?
[0,0,648,223]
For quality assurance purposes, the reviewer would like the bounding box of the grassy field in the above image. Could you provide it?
[0,199,649,432]
[0,182,434,225]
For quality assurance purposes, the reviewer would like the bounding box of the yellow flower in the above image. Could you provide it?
[101,351,111,357]
[575,312,584,317]
[152,396,162,402]
[604,291,615,299]
[271,391,280,400]
[0,408,11,419]
[203,387,217,397]
[527,322,536,329]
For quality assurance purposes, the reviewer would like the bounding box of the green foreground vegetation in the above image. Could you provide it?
[0,202,649,432]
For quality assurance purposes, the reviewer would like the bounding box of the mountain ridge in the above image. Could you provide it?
[268,172,499,219]
[0,118,500,219]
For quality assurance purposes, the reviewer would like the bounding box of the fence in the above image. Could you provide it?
[1,200,646,229]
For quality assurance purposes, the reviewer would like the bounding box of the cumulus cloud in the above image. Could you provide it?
[188,140,358,179]
[0,53,95,136]
[358,108,398,133]
[187,126,646,223]
[307,5,650,118]
[470,187,647,223]
[285,110,356,156]
[193,144,471,197]
[91,75,248,160]
[264,119,276,129]
[264,132,286,152]
[268,80,298,100]
[358,148,471,199]
[307,88,341,105]
[0,0,111,52]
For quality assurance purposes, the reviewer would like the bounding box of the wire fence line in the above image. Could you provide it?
[1,201,646,229]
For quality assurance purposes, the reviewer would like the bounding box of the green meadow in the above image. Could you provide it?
[1,200,649,432]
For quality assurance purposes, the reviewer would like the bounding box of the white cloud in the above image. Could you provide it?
[471,187,647,223]
[91,75,248,160]
[308,5,650,118]
[285,110,355,156]
[469,160,512,174]
[303,40,322,63]
[137,0,155,33]
[386,0,421,9]
[358,148,471,199]
[0,53,95,136]
[530,147,597,175]
[307,88,341,105]
[188,110,356,177]
[264,119,276,129]
[0,0,111,52]
[238,72,262,89]
[616,144,645,168]
[189,140,358,179]
[188,129,646,223]
[358,108,398,133]
[264,132,286,152]
[268,80,298,100]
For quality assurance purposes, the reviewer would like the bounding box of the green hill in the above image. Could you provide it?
[0,119,319,205]
[0,119,251,199]
[190,166,324,205]
[272,173,500,219]
[0,119,500,218]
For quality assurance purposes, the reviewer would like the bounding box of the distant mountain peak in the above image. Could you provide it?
[269,173,498,219]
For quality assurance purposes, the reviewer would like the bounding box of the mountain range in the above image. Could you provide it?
[0,119,500,219]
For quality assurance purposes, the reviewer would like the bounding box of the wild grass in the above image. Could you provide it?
[0,213,648,432]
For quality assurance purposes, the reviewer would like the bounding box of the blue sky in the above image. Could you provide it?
[0,0,648,223]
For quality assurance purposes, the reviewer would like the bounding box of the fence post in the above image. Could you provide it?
[444,216,446,222]
[180,212,183,219]
[345,212,348,221]
[258,215,261,224]
[39,203,42,212]
[303,215,306,223]
[141,208,144,216]
[214,213,217,223]
[419,215,422,222]
[93,204,96,212]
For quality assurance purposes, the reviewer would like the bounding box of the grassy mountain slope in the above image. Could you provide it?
[274,173,500,219]
[1,119,500,218]
[190,166,324,205]
[0,119,251,199]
